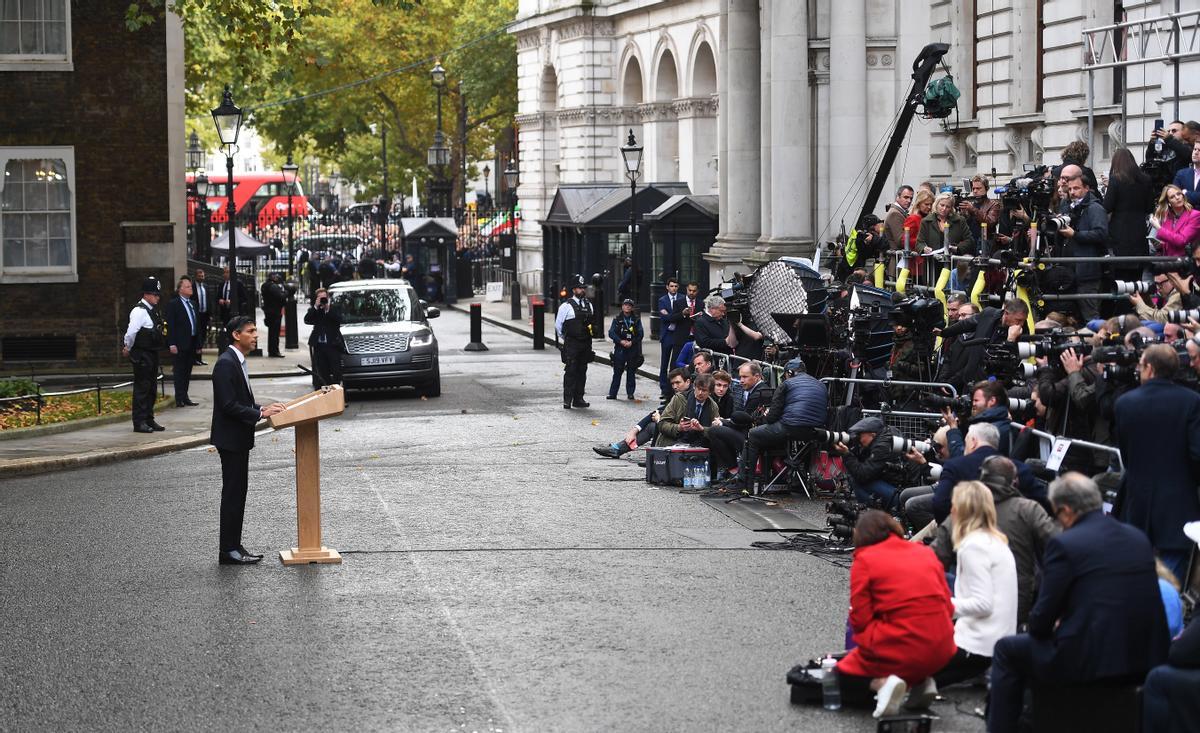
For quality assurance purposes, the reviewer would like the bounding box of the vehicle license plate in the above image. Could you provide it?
[361,355,396,366]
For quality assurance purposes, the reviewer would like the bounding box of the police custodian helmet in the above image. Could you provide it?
[141,276,162,294]
[570,274,586,288]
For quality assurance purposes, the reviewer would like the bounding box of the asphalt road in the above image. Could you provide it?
[0,309,986,732]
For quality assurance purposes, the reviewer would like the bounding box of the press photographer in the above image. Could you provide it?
[1055,165,1109,321]
[938,299,1029,391]
[304,288,344,388]
[956,174,1001,243]
[1127,272,1183,324]
[1145,119,1197,177]
[829,417,914,509]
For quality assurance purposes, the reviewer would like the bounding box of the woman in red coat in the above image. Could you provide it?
[836,510,957,717]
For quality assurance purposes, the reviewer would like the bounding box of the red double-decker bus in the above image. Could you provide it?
[187,172,309,228]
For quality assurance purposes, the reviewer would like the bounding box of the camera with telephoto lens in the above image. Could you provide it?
[1114,280,1156,295]
[1043,213,1072,235]
[983,343,1039,385]
[1165,308,1200,325]
[889,296,946,333]
[814,429,852,448]
[920,392,971,413]
[995,167,1054,211]
[1014,339,1093,361]
[889,436,933,455]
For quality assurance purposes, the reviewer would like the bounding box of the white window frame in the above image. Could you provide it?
[0,146,78,284]
[0,0,73,72]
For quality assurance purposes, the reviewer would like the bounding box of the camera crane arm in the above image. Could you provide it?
[854,42,951,232]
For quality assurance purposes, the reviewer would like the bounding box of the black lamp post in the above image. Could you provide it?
[282,153,299,276]
[503,161,519,234]
[195,171,210,261]
[619,129,643,259]
[212,85,244,319]
[482,164,490,208]
[427,61,450,216]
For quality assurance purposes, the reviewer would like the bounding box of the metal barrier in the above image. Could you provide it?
[819,377,958,398]
[697,350,787,388]
[1010,421,1124,472]
[863,409,944,440]
[0,374,164,426]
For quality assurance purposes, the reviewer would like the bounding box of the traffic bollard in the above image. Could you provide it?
[532,300,545,350]
[464,302,489,351]
[511,280,522,320]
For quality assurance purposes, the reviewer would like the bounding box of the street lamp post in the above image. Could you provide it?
[186,131,205,258]
[195,171,210,261]
[282,153,299,276]
[503,161,519,236]
[619,129,644,312]
[503,162,520,318]
[427,61,450,216]
[482,164,490,208]
[211,85,244,320]
[379,124,389,251]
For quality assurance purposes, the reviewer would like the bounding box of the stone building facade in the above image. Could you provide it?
[512,0,1200,292]
[0,4,186,369]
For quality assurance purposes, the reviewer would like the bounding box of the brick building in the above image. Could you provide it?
[0,3,185,370]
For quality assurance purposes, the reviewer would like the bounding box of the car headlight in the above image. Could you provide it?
[410,330,434,347]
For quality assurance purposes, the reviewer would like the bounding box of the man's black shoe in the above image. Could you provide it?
[238,546,264,560]
[134,423,155,434]
[218,549,262,565]
[194,359,207,366]
[147,421,166,432]
[176,400,200,407]
[572,400,590,408]
[593,444,621,458]
[606,395,617,400]
[269,353,285,358]
[563,402,572,409]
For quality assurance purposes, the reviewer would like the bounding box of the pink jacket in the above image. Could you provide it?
[1156,208,1200,257]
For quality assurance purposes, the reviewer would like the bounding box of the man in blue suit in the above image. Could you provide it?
[1114,343,1200,580]
[210,316,287,565]
[657,277,688,398]
[988,473,1169,733]
[165,276,200,407]
[1171,140,1200,207]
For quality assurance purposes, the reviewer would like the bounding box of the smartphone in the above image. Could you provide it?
[1154,118,1165,131]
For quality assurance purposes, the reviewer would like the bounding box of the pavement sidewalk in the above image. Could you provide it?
[0,306,317,479]
[450,296,669,385]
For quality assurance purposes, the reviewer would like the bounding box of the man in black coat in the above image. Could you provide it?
[190,267,215,365]
[260,272,288,357]
[988,473,1169,733]
[1114,343,1200,581]
[693,294,734,355]
[217,266,249,325]
[166,276,201,407]
[304,287,345,388]
[210,316,287,565]
[1057,166,1110,321]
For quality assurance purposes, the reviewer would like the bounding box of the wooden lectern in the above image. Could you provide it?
[268,385,346,565]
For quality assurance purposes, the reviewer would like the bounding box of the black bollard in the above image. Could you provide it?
[532,300,545,350]
[284,280,299,350]
[464,302,488,351]
[510,279,522,320]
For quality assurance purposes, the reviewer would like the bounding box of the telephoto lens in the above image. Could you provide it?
[1165,308,1200,325]
[815,429,852,447]
[1008,397,1031,413]
[1113,280,1154,295]
[889,436,932,455]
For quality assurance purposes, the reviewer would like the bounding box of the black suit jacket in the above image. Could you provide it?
[165,296,198,352]
[1026,510,1169,682]
[304,305,345,350]
[190,282,216,318]
[209,348,262,452]
[217,279,249,322]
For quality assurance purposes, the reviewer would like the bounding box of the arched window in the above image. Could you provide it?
[655,50,679,102]
[622,56,643,106]
[692,42,716,97]
[540,65,558,112]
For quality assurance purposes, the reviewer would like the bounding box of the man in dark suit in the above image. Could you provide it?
[705,362,773,480]
[988,473,1170,733]
[260,272,287,358]
[190,267,214,365]
[657,278,688,398]
[1114,343,1200,581]
[217,266,249,325]
[1172,140,1200,207]
[210,316,287,565]
[165,276,200,407]
[693,294,735,354]
[653,372,719,447]
[304,287,344,388]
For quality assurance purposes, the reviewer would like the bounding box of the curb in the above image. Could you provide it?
[447,303,660,381]
[0,397,175,442]
[0,432,212,479]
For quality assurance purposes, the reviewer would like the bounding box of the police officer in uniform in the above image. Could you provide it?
[555,274,595,409]
[122,277,167,433]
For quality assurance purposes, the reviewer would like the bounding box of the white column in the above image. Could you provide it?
[750,0,813,263]
[828,0,866,229]
[706,0,761,283]
[758,1,773,246]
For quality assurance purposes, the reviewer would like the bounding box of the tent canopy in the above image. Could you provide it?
[209,227,273,256]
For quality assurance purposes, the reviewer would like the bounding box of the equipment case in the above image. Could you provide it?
[645,446,709,486]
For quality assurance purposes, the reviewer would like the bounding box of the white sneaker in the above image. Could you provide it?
[904,677,938,711]
[873,675,908,719]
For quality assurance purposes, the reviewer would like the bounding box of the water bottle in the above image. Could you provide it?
[683,464,694,489]
[699,459,710,489]
[821,656,842,711]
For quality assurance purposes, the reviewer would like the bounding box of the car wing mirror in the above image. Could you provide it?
[425,306,440,319]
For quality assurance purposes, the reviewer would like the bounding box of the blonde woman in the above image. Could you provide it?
[1151,184,1200,257]
[933,481,1019,689]
[917,192,975,289]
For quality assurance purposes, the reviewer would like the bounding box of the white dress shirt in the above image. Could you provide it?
[123,299,155,349]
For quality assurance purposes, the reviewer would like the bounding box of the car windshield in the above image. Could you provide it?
[333,288,414,324]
